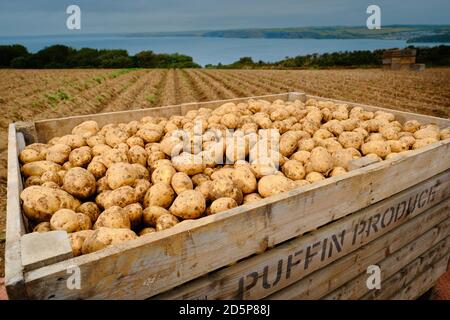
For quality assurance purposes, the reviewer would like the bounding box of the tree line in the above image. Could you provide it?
[205,45,450,69]
[0,44,201,68]
[1,44,449,69]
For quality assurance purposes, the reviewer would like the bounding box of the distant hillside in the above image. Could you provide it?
[407,33,450,43]
[130,25,450,41]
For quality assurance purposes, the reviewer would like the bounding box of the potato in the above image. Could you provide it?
[124,203,143,229]
[92,144,111,156]
[41,181,59,189]
[127,145,148,166]
[338,132,363,149]
[136,128,163,144]
[379,126,399,140]
[76,202,100,224]
[143,206,170,227]
[58,134,86,149]
[298,138,315,152]
[399,135,416,148]
[330,167,347,177]
[290,150,311,164]
[413,138,438,149]
[210,178,243,204]
[414,128,439,140]
[156,213,179,231]
[21,160,61,177]
[82,227,137,254]
[50,209,92,233]
[69,146,92,167]
[138,227,156,236]
[169,172,193,195]
[24,176,42,188]
[20,186,81,222]
[172,153,205,176]
[102,163,136,192]
[151,165,176,185]
[258,175,294,198]
[211,168,234,181]
[94,206,131,229]
[292,179,310,188]
[279,131,299,157]
[195,180,214,201]
[250,157,278,179]
[209,197,238,215]
[96,177,111,193]
[72,121,99,138]
[143,183,175,209]
[103,186,137,209]
[361,141,391,158]
[191,173,210,187]
[63,167,96,199]
[86,135,105,147]
[282,160,306,181]
[403,120,420,133]
[305,172,325,183]
[87,160,107,179]
[134,179,151,202]
[105,128,130,147]
[332,149,354,170]
[386,140,408,153]
[309,147,333,174]
[33,222,51,233]
[40,170,62,186]
[101,148,128,168]
[19,148,46,164]
[231,166,257,194]
[69,230,95,256]
[365,153,383,162]
[169,190,206,219]
[243,193,263,204]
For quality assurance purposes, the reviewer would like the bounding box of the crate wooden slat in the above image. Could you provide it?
[5,92,450,300]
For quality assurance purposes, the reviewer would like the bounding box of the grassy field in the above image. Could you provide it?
[0,67,449,276]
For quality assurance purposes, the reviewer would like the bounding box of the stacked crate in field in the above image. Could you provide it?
[382,49,424,71]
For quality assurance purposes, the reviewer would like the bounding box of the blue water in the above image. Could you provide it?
[0,35,446,66]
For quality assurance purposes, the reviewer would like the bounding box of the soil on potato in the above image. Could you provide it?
[1,67,449,276]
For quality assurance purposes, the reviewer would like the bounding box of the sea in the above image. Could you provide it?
[0,34,446,66]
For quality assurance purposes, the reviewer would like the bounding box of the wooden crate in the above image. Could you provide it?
[5,92,450,300]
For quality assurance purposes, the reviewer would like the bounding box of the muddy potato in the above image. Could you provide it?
[243,193,262,204]
[318,138,343,154]
[94,206,131,229]
[169,190,206,219]
[69,230,95,256]
[191,173,210,187]
[134,179,151,203]
[96,177,111,193]
[172,153,205,176]
[124,203,143,229]
[298,138,315,152]
[139,227,156,236]
[361,141,391,158]
[309,147,333,174]
[105,128,130,147]
[147,150,168,167]
[279,131,299,157]
[19,148,46,164]
[143,206,170,227]
[338,132,363,149]
[330,167,347,177]
[127,145,148,166]
[210,178,243,204]
[231,166,257,194]
[81,227,137,254]
[156,213,179,231]
[103,186,137,209]
[365,153,383,162]
[86,135,106,147]
[257,175,294,198]
[77,202,100,224]
[20,186,81,222]
[40,170,62,186]
[144,183,175,208]
[105,162,137,190]
[101,148,128,168]
[292,179,310,188]
[58,134,86,149]
[331,149,354,170]
[379,126,399,140]
[211,168,235,181]
[41,181,59,189]
[152,165,176,185]
[92,144,111,156]
[171,172,194,195]
[413,138,438,149]
[50,209,92,233]
[414,128,439,140]
[209,197,238,215]
[305,172,325,183]
[24,176,43,188]
[87,160,107,179]
[21,160,61,178]
[386,140,408,153]
[33,222,51,233]
[290,150,311,164]
[282,160,306,181]
[68,146,92,167]
[72,120,99,139]
[195,180,214,201]
[403,120,421,133]
[399,135,416,148]
[63,167,96,199]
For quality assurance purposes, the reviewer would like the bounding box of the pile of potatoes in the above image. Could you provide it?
[18,98,450,256]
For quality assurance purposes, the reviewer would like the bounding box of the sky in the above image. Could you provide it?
[0,0,449,37]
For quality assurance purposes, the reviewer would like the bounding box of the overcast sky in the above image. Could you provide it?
[0,0,449,37]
